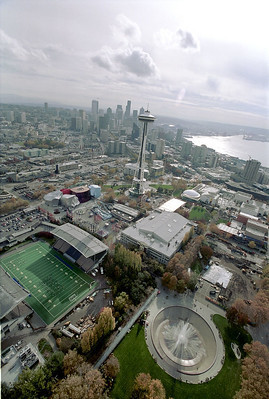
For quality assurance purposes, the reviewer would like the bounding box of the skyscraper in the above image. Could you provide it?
[91,100,99,122]
[242,159,261,184]
[155,138,165,159]
[181,141,192,159]
[176,128,183,145]
[124,100,131,120]
[115,105,123,126]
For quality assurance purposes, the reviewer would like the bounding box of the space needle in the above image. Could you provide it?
[129,109,155,196]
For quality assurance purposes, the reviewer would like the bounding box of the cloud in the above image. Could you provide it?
[115,48,158,77]
[91,14,157,78]
[0,29,28,60]
[154,27,199,52]
[176,29,199,50]
[92,46,158,78]
[206,76,220,91]
[91,47,114,70]
[0,29,49,65]
[112,14,141,45]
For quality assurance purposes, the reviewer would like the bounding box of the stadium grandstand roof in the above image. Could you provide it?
[0,267,29,319]
[52,223,108,259]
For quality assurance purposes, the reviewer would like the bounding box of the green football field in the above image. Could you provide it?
[0,241,94,325]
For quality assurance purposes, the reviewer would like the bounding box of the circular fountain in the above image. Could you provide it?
[151,306,217,376]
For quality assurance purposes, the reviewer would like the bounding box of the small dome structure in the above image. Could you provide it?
[182,189,200,201]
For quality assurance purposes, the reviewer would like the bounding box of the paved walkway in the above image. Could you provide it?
[94,289,158,369]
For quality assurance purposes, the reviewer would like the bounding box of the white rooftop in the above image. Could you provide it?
[203,264,232,288]
[159,198,186,212]
[121,211,194,258]
[217,223,238,236]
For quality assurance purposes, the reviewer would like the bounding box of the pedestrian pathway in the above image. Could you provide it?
[94,289,158,369]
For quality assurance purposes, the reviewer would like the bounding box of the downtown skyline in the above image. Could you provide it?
[0,0,268,130]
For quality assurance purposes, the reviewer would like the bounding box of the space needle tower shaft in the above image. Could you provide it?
[131,109,155,196]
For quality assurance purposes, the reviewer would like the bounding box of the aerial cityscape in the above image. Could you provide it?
[1,1,269,399]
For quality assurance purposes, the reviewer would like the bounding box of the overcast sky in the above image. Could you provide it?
[1,0,268,129]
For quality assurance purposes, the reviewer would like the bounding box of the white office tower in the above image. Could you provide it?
[130,110,155,196]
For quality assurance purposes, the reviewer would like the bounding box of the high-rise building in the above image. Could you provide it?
[79,109,86,119]
[44,102,48,112]
[131,123,140,141]
[155,138,165,159]
[181,141,192,159]
[115,105,123,126]
[91,100,99,122]
[242,159,261,184]
[71,117,82,131]
[176,129,183,145]
[133,110,138,119]
[124,100,131,120]
[17,112,26,123]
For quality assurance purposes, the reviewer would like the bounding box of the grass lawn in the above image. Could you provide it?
[217,218,229,225]
[38,338,53,359]
[111,315,250,399]
[149,184,173,191]
[189,206,211,222]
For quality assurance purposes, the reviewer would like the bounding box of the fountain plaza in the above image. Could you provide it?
[145,286,226,384]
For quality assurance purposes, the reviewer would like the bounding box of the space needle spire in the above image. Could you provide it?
[130,109,155,196]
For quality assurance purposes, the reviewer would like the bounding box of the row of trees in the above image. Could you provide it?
[162,236,205,292]
[0,197,29,215]
[2,348,120,399]
[81,307,115,354]
[235,341,269,399]
[23,138,64,149]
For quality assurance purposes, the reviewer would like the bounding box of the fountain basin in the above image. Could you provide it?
[151,306,217,375]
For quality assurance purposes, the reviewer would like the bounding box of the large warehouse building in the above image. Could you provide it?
[120,210,194,264]
[52,223,108,272]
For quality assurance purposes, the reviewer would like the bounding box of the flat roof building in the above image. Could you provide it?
[120,210,194,264]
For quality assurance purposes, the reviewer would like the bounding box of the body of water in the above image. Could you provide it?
[186,135,269,168]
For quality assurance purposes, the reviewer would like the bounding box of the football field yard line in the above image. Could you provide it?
[0,241,93,324]
[37,242,90,285]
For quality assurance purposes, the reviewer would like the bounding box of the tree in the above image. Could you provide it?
[114,292,130,313]
[102,354,120,378]
[234,341,269,399]
[131,373,166,399]
[226,299,249,327]
[250,290,269,325]
[167,275,178,290]
[52,365,106,399]
[248,241,256,249]
[81,307,115,354]
[209,223,222,235]
[187,273,198,291]
[200,245,214,261]
[13,366,52,399]
[44,351,65,380]
[63,349,84,376]
[162,272,172,288]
